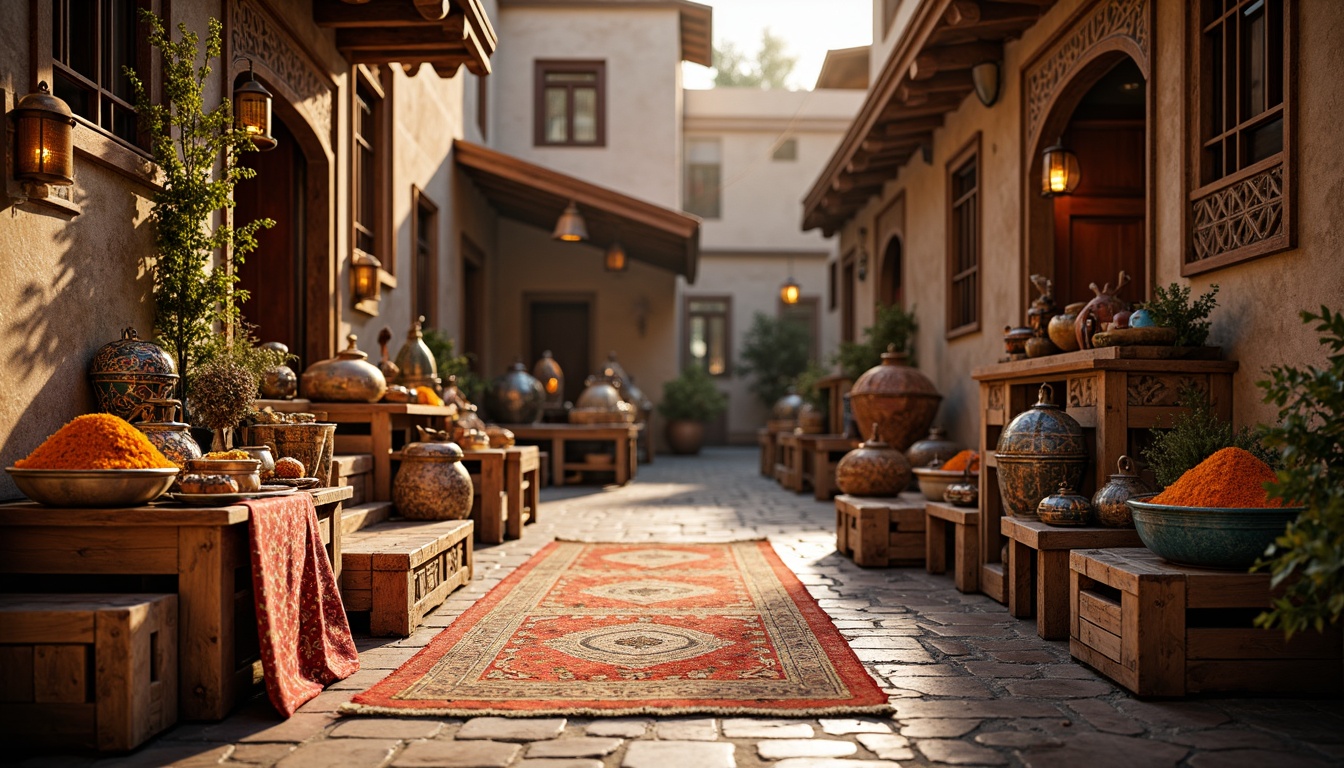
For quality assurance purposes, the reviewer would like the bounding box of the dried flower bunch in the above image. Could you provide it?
[189,359,259,432]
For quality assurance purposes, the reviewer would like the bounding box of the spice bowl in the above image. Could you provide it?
[5,467,179,508]
[185,458,262,492]
[913,467,972,502]
[1126,495,1305,569]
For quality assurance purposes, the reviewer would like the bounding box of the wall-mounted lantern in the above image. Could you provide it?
[11,81,76,192]
[1041,141,1081,197]
[233,57,277,151]
[551,200,588,241]
[605,240,627,272]
[352,250,383,305]
[971,60,1001,107]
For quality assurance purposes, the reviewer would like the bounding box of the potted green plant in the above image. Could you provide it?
[658,365,728,455]
[737,313,811,411]
[833,303,918,381]
[792,362,831,433]
[1142,385,1277,488]
[1133,283,1219,347]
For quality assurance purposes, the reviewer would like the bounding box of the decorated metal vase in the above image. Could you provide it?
[995,383,1087,519]
[300,335,388,403]
[88,327,179,423]
[1037,482,1094,526]
[258,342,298,400]
[569,376,634,424]
[835,425,911,497]
[135,399,201,468]
[485,361,545,424]
[1091,455,1154,528]
[848,344,942,451]
[393,440,474,520]
[393,316,441,392]
[771,389,805,422]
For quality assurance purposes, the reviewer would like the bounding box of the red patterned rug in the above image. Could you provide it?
[344,540,891,716]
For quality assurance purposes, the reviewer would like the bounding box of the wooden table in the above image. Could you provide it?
[505,423,639,487]
[458,448,507,544]
[972,347,1237,604]
[1001,515,1142,639]
[317,402,457,502]
[504,445,540,539]
[0,486,351,721]
[925,501,980,593]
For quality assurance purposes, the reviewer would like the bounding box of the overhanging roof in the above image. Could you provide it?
[814,46,871,90]
[499,0,712,66]
[454,140,701,280]
[803,0,1057,235]
[314,0,498,77]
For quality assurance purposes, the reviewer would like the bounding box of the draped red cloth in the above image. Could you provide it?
[243,494,359,717]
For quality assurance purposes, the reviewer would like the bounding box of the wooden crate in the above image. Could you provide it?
[1070,548,1343,697]
[835,494,926,567]
[342,519,473,636]
[925,501,980,593]
[804,435,858,501]
[775,432,803,491]
[757,428,777,477]
[0,593,177,752]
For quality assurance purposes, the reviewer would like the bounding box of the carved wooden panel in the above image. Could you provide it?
[987,384,1005,412]
[413,539,467,601]
[1126,375,1205,406]
[230,0,333,150]
[1067,376,1097,408]
[1025,0,1150,152]
[1189,162,1285,265]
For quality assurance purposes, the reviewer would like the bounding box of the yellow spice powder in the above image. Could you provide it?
[16,413,177,470]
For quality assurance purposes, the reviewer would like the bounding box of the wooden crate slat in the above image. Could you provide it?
[33,644,87,704]
[1077,617,1122,663]
[1186,626,1343,660]
[1077,589,1122,636]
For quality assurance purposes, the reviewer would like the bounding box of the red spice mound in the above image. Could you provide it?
[941,449,980,472]
[1149,446,1282,508]
[15,413,176,470]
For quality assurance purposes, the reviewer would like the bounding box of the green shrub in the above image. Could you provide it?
[423,329,484,403]
[792,362,831,411]
[1141,385,1277,488]
[737,313,811,409]
[833,303,917,381]
[1144,283,1219,347]
[658,366,728,422]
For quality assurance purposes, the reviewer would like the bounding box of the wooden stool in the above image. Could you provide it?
[1002,516,1143,639]
[341,519,473,636]
[925,501,980,592]
[0,593,177,752]
[775,432,803,491]
[1071,548,1343,697]
[835,494,926,567]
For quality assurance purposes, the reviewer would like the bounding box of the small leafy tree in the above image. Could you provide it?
[658,365,728,423]
[713,29,798,89]
[1143,283,1219,347]
[1254,307,1344,638]
[127,13,273,406]
[737,313,811,409]
[833,303,918,381]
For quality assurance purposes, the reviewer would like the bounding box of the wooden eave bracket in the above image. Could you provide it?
[320,0,497,77]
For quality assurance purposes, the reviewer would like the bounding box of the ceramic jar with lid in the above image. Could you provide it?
[485,361,545,424]
[849,344,942,451]
[393,440,474,520]
[394,316,441,392]
[136,399,202,468]
[300,335,388,402]
[258,342,298,400]
[89,327,179,423]
[995,383,1088,519]
[1037,482,1094,526]
[1092,455,1154,528]
[835,426,912,497]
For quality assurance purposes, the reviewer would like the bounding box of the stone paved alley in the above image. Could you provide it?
[19,448,1344,768]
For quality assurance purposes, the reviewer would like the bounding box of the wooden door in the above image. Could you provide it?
[529,299,591,405]
[461,236,484,366]
[236,117,306,357]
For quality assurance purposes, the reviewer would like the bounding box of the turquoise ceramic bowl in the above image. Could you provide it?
[1126,494,1304,570]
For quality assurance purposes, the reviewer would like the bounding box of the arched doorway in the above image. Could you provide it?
[878,235,903,308]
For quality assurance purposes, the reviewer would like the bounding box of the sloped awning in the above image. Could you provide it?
[803,0,1057,235]
[314,0,498,77]
[498,0,712,67]
[454,140,701,281]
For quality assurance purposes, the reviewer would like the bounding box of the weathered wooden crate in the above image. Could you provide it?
[342,519,474,636]
[835,494,926,567]
[0,593,177,752]
[1070,548,1343,697]
[925,501,980,593]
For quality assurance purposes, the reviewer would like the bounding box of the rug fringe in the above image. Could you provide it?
[338,701,894,718]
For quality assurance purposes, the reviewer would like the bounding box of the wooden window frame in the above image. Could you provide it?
[533,59,606,147]
[778,295,821,364]
[827,260,838,311]
[411,186,439,328]
[475,72,488,140]
[684,137,722,219]
[1184,0,1295,275]
[946,134,981,339]
[683,295,733,378]
[351,64,395,293]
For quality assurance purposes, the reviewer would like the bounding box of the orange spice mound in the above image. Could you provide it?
[15,414,176,470]
[415,386,445,407]
[1149,446,1282,508]
[941,449,980,472]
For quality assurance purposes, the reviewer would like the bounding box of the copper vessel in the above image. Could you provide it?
[995,383,1087,519]
[1049,302,1086,353]
[772,389,804,422]
[905,427,961,474]
[570,376,634,424]
[848,344,942,451]
[393,316,441,391]
[835,426,911,497]
[393,440,474,520]
[485,361,545,424]
[1092,455,1154,528]
[300,335,388,403]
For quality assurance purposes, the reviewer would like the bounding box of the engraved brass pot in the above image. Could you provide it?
[1091,455,1154,528]
[393,441,474,520]
[136,399,202,469]
[835,426,910,497]
[300,335,388,403]
[848,345,942,451]
[485,361,545,424]
[88,327,179,423]
[995,383,1087,519]
[1037,482,1094,526]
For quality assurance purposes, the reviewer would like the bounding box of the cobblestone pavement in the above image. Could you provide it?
[21,448,1344,768]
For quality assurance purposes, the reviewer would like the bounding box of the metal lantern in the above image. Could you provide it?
[233,58,277,151]
[12,82,76,187]
[532,350,564,405]
[351,251,382,304]
[1041,142,1081,197]
[552,200,588,242]
[605,240,627,272]
[780,277,800,305]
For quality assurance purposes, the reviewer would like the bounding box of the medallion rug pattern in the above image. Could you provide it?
[344,540,891,716]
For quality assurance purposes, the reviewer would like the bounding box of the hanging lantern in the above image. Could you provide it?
[352,251,382,304]
[532,350,565,406]
[233,58,277,151]
[11,82,76,188]
[780,277,801,305]
[551,200,588,242]
[605,241,627,272]
[1041,142,1080,197]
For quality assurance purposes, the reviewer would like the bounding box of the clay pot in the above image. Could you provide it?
[1025,335,1060,359]
[393,441,474,520]
[1091,455,1154,528]
[835,426,911,497]
[259,342,298,400]
[1075,271,1132,350]
[1037,482,1094,526]
[1049,302,1086,353]
[485,361,545,424]
[88,327,179,423]
[995,384,1087,519]
[301,335,388,403]
[1003,326,1033,356]
[666,420,706,455]
[848,345,942,451]
[943,467,979,508]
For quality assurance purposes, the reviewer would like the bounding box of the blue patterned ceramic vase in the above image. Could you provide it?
[88,327,179,424]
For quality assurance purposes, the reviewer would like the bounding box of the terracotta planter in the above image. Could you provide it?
[665,420,706,455]
[848,345,942,451]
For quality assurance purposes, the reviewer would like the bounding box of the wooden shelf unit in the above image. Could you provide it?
[972,347,1236,604]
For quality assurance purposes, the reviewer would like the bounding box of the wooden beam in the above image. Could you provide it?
[879,115,946,137]
[895,71,974,103]
[877,93,966,121]
[833,170,895,193]
[336,18,466,51]
[908,42,1002,80]
[414,0,451,21]
[860,134,928,154]
[344,47,469,64]
[944,1,1043,27]
[315,0,431,27]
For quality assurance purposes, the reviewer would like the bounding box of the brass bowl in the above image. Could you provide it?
[5,467,178,508]
[185,458,262,492]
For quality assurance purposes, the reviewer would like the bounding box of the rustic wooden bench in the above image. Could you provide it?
[0,593,177,751]
[341,519,474,636]
[835,493,926,567]
[925,501,980,593]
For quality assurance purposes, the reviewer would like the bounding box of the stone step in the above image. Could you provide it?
[340,519,474,636]
[340,501,394,536]
[333,454,374,506]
